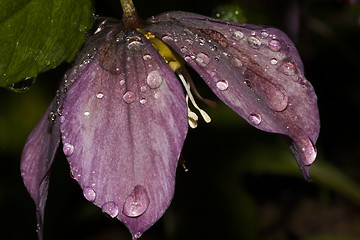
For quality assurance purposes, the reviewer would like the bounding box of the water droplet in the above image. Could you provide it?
[120,79,125,85]
[140,98,147,104]
[162,34,173,41]
[83,187,96,202]
[231,30,244,41]
[270,58,278,65]
[142,53,152,61]
[248,113,262,125]
[96,92,104,99]
[123,185,150,217]
[195,52,210,68]
[7,77,35,93]
[140,85,147,92]
[63,143,74,156]
[84,111,90,116]
[279,60,297,76]
[102,201,119,218]
[216,79,229,91]
[127,36,143,51]
[185,37,194,44]
[48,111,56,122]
[133,232,142,239]
[154,91,161,99]
[261,30,269,38]
[268,39,281,52]
[247,35,261,49]
[70,167,81,180]
[146,70,163,89]
[123,91,136,104]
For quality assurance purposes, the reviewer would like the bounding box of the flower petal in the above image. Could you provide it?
[59,29,188,237]
[20,98,61,239]
[146,12,320,180]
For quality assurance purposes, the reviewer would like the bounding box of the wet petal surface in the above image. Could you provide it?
[60,29,188,237]
[20,98,61,239]
[146,12,320,179]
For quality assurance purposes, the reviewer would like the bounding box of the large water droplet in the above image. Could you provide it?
[83,187,96,202]
[146,70,163,89]
[195,52,210,68]
[7,77,35,93]
[102,201,119,218]
[123,91,136,104]
[248,113,262,125]
[268,39,281,52]
[127,36,143,51]
[216,79,229,91]
[247,35,261,49]
[123,185,150,217]
[96,92,104,99]
[231,30,244,41]
[279,60,297,76]
[63,143,74,156]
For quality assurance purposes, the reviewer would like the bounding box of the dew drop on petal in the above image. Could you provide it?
[216,79,229,91]
[120,79,125,85]
[84,111,90,116]
[127,36,143,52]
[83,187,96,202]
[231,30,244,41]
[143,53,152,61]
[140,97,147,104]
[279,60,297,76]
[248,113,262,125]
[96,92,104,99]
[123,91,136,104]
[140,85,147,92]
[133,232,142,239]
[195,52,210,68]
[162,33,173,41]
[261,30,269,38]
[268,39,281,52]
[146,70,163,88]
[270,58,278,65]
[48,111,56,122]
[63,143,74,156]
[102,202,119,218]
[123,185,150,217]
[154,91,161,99]
[247,35,262,49]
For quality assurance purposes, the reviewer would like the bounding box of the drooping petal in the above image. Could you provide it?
[146,12,320,180]
[59,27,188,238]
[20,98,61,240]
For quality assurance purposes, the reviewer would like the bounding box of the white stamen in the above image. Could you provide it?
[178,72,211,125]
[186,95,199,128]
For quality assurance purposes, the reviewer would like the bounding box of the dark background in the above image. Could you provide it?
[1,0,360,239]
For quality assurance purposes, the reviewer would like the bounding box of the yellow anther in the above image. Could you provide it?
[137,29,184,72]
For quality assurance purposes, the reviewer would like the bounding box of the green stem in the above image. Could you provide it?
[120,0,137,19]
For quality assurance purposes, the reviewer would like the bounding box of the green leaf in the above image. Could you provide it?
[0,0,94,89]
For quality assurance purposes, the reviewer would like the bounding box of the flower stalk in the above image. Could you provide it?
[120,0,141,27]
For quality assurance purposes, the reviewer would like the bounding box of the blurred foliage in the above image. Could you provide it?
[1,0,360,239]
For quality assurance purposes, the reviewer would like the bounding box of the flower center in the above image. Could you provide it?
[141,30,212,128]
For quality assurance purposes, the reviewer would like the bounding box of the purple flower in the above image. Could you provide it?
[20,4,320,239]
